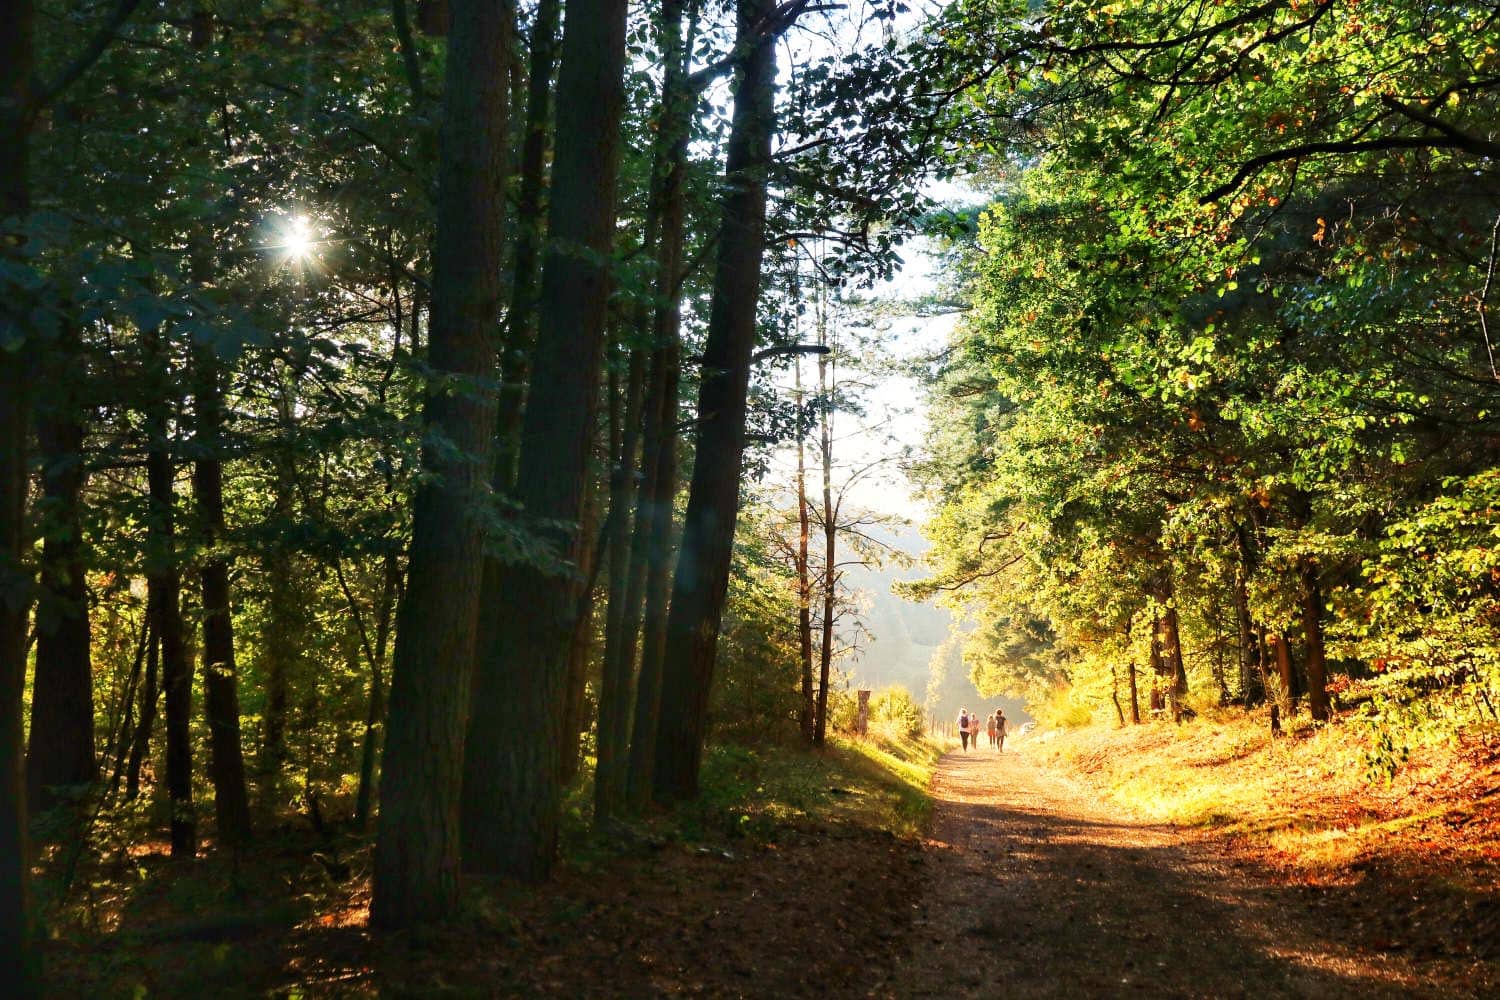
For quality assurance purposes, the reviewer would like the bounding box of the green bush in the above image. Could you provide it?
[870,686,925,740]
[1037,685,1093,729]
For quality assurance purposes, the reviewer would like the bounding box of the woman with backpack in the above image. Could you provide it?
[957,709,971,751]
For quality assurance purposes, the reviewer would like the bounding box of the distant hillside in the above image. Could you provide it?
[837,523,1030,725]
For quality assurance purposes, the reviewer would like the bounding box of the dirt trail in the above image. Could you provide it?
[892,744,1483,999]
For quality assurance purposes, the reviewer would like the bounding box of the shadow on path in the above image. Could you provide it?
[894,747,1481,999]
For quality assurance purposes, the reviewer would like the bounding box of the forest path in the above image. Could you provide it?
[890,745,1452,999]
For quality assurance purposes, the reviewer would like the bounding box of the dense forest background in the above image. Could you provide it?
[3,0,1498,992]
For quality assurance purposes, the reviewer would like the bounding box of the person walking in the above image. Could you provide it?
[986,711,998,749]
[996,709,1008,753]
[958,708,970,751]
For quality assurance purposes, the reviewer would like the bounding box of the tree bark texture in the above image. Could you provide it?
[0,2,36,984]
[27,353,98,812]
[597,346,646,817]
[144,332,196,859]
[354,551,398,829]
[1302,560,1331,722]
[652,0,779,802]
[495,0,561,492]
[371,0,510,929]
[194,351,253,845]
[625,0,694,812]
[462,0,627,880]
[1273,633,1297,717]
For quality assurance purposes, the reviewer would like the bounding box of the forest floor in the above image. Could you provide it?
[43,720,1498,998]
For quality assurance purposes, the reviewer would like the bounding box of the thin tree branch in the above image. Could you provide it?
[33,0,151,110]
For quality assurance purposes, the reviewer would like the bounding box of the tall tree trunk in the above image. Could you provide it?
[27,344,98,813]
[625,0,695,812]
[495,0,561,491]
[354,550,398,829]
[597,347,646,817]
[194,350,253,845]
[1148,613,1167,715]
[1232,556,1264,708]
[371,0,511,929]
[625,344,683,810]
[144,330,196,859]
[795,357,814,743]
[1273,633,1296,717]
[1207,583,1232,706]
[1163,606,1188,694]
[1162,606,1187,720]
[0,5,36,982]
[559,486,606,786]
[259,547,293,804]
[1127,655,1140,724]
[124,608,159,801]
[813,327,835,747]
[257,378,299,805]
[461,0,627,880]
[106,618,149,801]
[653,0,779,802]
[1302,560,1331,722]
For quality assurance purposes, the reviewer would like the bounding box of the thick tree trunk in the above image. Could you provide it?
[194,351,253,845]
[494,0,561,491]
[597,347,646,817]
[0,332,32,996]
[1273,633,1297,717]
[653,0,779,802]
[1302,560,1331,722]
[462,0,627,880]
[0,5,36,982]
[1127,656,1140,724]
[1163,606,1188,697]
[625,0,694,812]
[27,359,98,813]
[1148,613,1167,715]
[371,0,510,929]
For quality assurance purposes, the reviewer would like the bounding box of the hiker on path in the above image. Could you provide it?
[996,710,1007,752]
[986,712,998,749]
[958,709,971,751]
